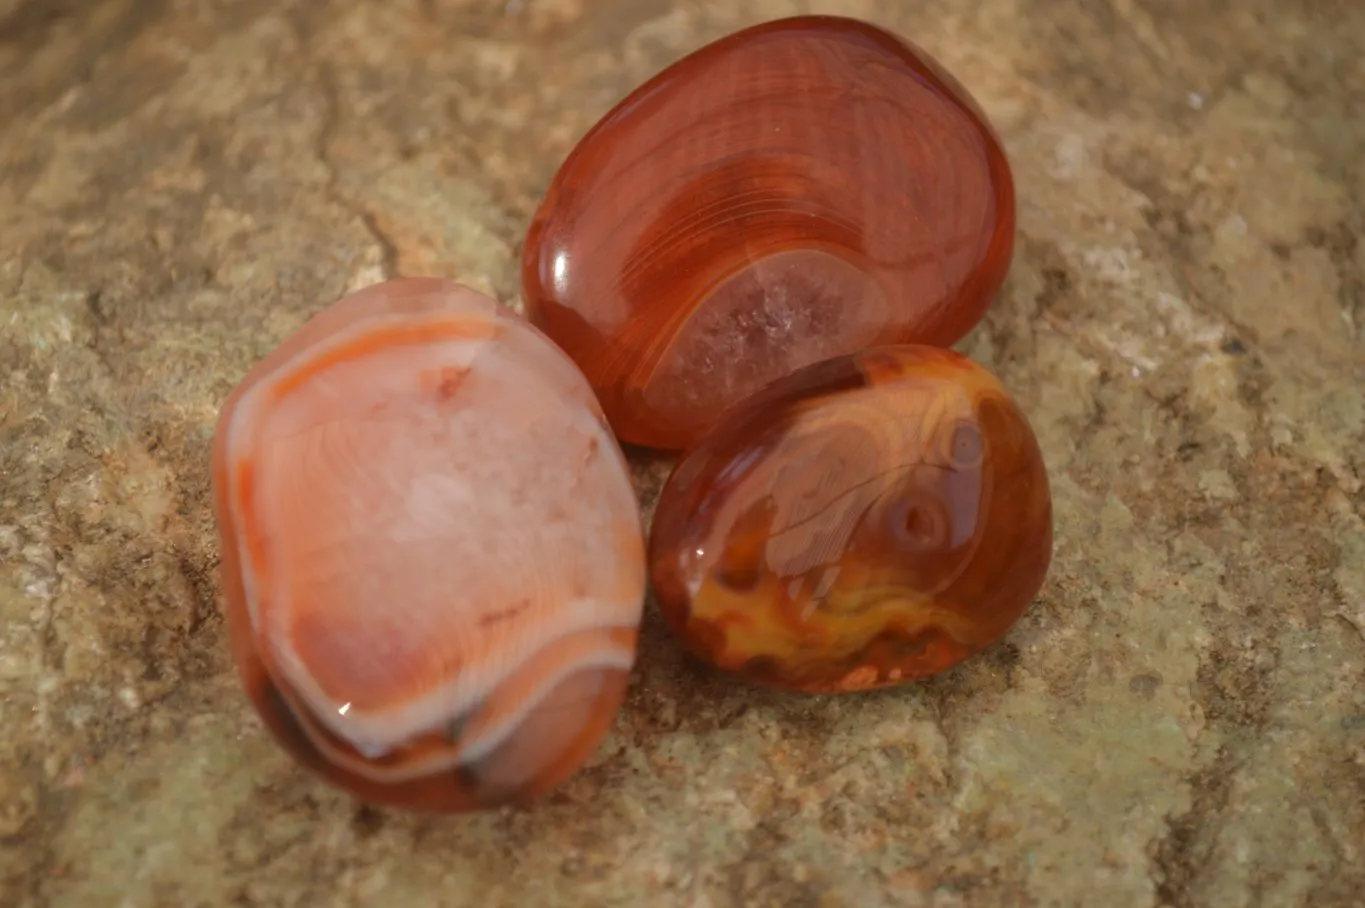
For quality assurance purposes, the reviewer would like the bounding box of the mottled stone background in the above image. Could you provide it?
[1,1,1362,906]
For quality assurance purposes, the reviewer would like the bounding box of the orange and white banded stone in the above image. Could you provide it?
[211,277,646,812]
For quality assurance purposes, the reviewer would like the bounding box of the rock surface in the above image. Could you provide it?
[1,1,1362,906]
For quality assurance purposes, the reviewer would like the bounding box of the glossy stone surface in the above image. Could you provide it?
[210,277,647,812]
[522,15,1016,450]
[648,346,1051,692]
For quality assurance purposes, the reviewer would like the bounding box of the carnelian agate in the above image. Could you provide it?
[211,278,646,812]
[648,346,1051,692]
[522,15,1016,450]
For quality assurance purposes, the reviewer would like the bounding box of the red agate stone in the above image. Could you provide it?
[522,15,1016,450]
[648,346,1052,692]
[211,278,646,812]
